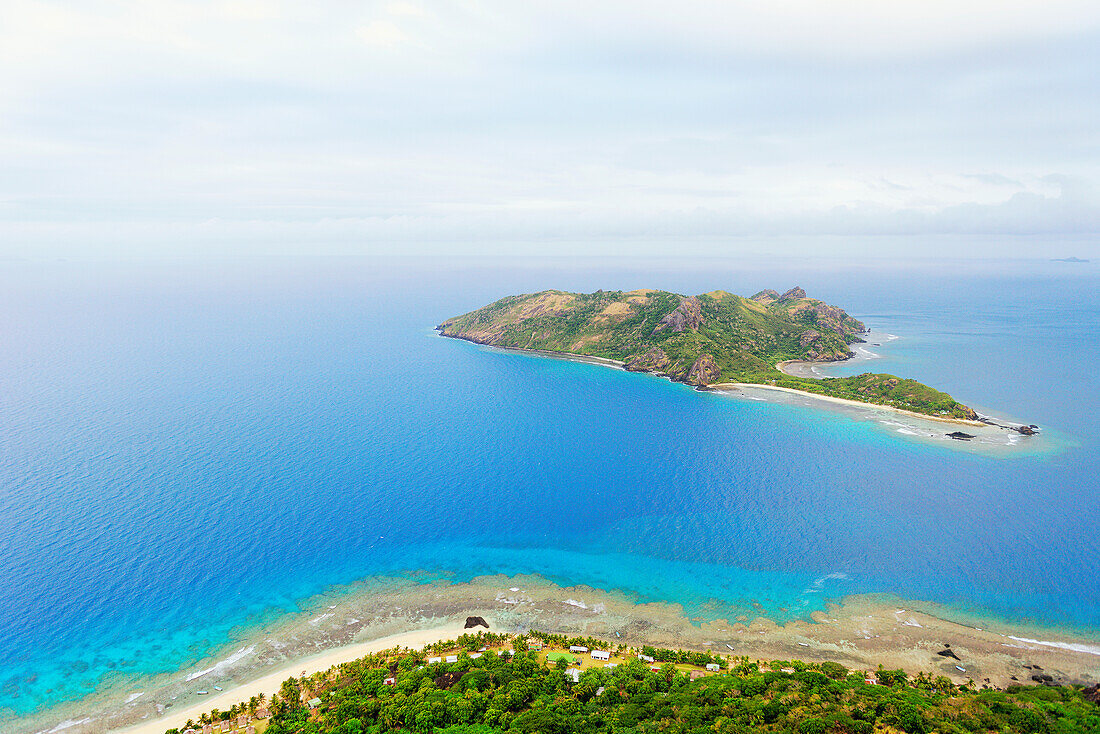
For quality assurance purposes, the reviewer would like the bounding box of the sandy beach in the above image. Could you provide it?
[115,625,470,734]
[21,572,1098,734]
[714,381,985,427]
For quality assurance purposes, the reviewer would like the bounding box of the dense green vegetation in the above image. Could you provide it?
[173,632,1099,734]
[438,287,977,419]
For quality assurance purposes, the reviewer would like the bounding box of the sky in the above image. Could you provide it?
[1,0,1098,259]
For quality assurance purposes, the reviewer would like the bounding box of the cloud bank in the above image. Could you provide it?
[1,1,1098,257]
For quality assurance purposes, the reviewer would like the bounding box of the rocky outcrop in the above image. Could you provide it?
[946,432,975,441]
[654,296,703,333]
[464,616,489,629]
[1015,425,1039,435]
[799,329,821,348]
[750,289,780,303]
[624,347,672,373]
[1083,683,1100,703]
[785,299,866,339]
[684,354,721,386]
[937,648,961,660]
[780,286,807,300]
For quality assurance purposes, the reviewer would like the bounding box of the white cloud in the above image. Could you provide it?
[356,20,411,47]
[0,0,1097,257]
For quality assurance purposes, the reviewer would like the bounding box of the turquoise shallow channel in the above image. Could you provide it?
[1,255,1098,725]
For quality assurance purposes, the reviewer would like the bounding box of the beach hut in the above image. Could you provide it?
[384,676,396,686]
[202,725,213,734]
[591,650,610,661]
[445,654,458,663]
[307,697,322,709]
[238,715,248,727]
[706,663,721,672]
[255,709,271,720]
[528,641,543,651]
[569,645,588,653]
[428,656,442,664]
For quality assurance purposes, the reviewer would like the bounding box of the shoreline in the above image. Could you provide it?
[442,333,1021,437]
[714,380,985,427]
[114,625,470,734]
[21,572,1100,734]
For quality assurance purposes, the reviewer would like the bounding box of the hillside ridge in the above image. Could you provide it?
[438,287,979,420]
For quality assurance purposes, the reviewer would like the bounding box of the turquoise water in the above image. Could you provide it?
[1,256,1098,724]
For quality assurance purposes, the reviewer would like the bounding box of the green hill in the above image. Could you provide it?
[438,287,977,420]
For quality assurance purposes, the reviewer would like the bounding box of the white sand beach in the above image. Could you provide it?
[115,624,473,734]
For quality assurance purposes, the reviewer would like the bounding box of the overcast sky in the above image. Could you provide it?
[1,0,1098,258]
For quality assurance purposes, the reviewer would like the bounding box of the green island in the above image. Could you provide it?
[438,287,979,421]
[168,631,1100,734]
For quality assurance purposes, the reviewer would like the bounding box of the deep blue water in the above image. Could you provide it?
[1,255,1098,722]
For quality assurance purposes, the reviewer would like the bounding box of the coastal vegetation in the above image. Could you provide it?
[437,287,978,420]
[168,632,1099,734]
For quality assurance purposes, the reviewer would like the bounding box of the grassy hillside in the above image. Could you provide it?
[170,631,1100,734]
[438,287,977,420]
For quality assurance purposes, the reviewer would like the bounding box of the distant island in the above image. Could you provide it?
[1050,256,1089,263]
[438,287,980,421]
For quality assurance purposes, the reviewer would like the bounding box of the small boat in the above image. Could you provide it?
[955,666,966,672]
[197,691,209,695]
[615,632,620,638]
[214,686,223,691]
[798,642,810,647]
[725,644,734,651]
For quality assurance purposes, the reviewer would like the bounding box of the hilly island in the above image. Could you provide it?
[438,287,980,421]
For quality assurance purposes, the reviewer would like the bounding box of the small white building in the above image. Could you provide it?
[706,663,721,672]
[567,668,581,683]
[428,656,442,664]
[470,652,482,659]
[569,645,588,653]
[639,654,654,663]
[445,655,458,663]
[591,650,610,661]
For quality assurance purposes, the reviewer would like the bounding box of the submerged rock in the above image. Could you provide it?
[464,616,489,629]
[946,432,975,440]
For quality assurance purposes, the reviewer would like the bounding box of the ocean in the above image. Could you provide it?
[1,255,1098,727]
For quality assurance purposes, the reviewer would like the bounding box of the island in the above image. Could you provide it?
[438,287,981,421]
